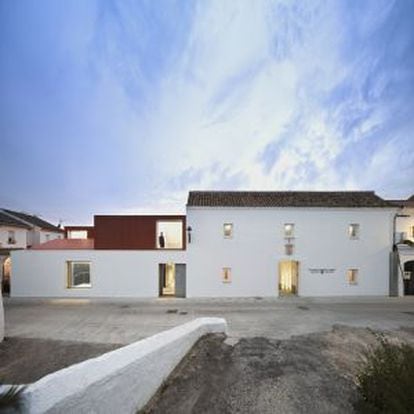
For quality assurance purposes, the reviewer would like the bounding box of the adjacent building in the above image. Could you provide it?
[389,195,414,296]
[0,208,64,292]
[8,191,414,298]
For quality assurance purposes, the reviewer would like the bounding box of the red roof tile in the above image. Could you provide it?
[31,239,94,250]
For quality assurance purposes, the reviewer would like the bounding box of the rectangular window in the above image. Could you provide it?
[45,234,50,241]
[156,221,183,249]
[284,223,294,238]
[222,267,232,283]
[223,223,233,238]
[67,261,91,288]
[411,226,414,238]
[8,230,16,244]
[349,224,360,239]
[68,230,88,239]
[347,269,358,285]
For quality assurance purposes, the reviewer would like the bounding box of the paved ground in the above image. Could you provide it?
[4,296,414,344]
[2,296,414,408]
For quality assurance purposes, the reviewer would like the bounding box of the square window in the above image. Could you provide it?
[349,224,360,239]
[285,244,294,255]
[284,223,294,238]
[67,261,91,288]
[223,223,233,238]
[222,267,232,283]
[156,221,184,249]
[347,269,358,285]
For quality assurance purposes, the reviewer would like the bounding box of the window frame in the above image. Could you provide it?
[347,268,359,285]
[348,223,360,240]
[223,223,233,239]
[155,220,184,250]
[66,261,92,289]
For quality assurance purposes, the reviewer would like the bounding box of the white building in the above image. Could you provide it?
[0,208,64,293]
[389,195,414,296]
[9,191,413,298]
[186,191,396,297]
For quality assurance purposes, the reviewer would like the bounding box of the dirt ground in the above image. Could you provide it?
[142,325,414,414]
[0,337,121,384]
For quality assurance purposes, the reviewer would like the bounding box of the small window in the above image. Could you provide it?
[68,230,87,239]
[45,234,50,241]
[349,224,360,239]
[67,261,91,288]
[284,223,294,238]
[223,223,233,239]
[222,267,232,283]
[285,244,294,255]
[347,269,358,285]
[8,230,16,244]
[411,226,414,238]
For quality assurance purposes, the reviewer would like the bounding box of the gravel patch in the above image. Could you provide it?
[142,325,414,414]
[0,337,121,384]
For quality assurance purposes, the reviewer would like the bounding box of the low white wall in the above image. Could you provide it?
[21,317,227,413]
[11,250,186,297]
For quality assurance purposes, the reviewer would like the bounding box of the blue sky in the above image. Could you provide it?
[0,0,413,224]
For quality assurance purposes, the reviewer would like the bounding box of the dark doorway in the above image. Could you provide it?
[403,261,414,295]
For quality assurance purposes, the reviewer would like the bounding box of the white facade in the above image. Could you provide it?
[10,205,399,298]
[395,206,414,296]
[0,226,27,249]
[186,207,396,297]
[395,207,414,242]
[11,250,186,297]
[26,227,62,247]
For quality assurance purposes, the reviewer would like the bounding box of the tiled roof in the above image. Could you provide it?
[187,191,394,208]
[387,194,414,208]
[2,209,64,232]
[31,239,94,250]
[0,211,31,229]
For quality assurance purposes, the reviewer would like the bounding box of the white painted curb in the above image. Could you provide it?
[21,317,227,413]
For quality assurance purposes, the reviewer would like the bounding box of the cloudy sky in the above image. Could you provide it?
[0,0,413,224]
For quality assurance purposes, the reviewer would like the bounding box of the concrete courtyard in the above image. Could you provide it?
[4,296,414,345]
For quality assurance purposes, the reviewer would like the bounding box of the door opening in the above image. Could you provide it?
[2,256,11,295]
[159,263,186,298]
[279,260,299,295]
[403,260,414,295]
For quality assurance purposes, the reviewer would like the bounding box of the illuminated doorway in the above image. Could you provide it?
[159,263,186,298]
[279,260,299,295]
[2,257,11,294]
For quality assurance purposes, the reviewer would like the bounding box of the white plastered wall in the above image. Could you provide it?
[186,207,396,297]
[0,226,27,249]
[38,230,63,244]
[11,250,186,297]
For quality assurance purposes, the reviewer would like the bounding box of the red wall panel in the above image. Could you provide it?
[94,215,186,250]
